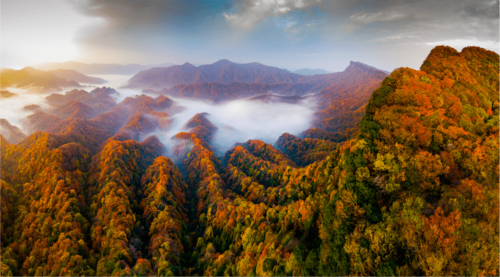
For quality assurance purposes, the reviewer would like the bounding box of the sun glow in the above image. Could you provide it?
[12,40,78,65]
[1,0,90,68]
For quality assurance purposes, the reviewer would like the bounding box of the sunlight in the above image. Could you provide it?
[22,40,78,64]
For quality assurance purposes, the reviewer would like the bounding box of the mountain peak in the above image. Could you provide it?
[21,66,38,72]
[348,61,389,74]
[214,59,231,65]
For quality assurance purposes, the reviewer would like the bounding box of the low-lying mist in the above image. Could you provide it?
[150,97,317,155]
[86,74,140,103]
[88,74,318,155]
[1,73,317,157]
[0,88,51,131]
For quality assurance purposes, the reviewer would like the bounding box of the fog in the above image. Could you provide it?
[85,74,145,102]
[0,87,52,132]
[88,74,318,155]
[148,96,317,156]
[2,74,317,157]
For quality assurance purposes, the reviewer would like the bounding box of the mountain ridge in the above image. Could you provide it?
[0,46,497,276]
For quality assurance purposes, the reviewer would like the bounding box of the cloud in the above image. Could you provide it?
[463,0,499,19]
[328,0,499,53]
[149,96,317,156]
[69,0,231,64]
[371,34,419,42]
[0,88,52,133]
[349,11,406,25]
[224,0,322,29]
[423,38,500,52]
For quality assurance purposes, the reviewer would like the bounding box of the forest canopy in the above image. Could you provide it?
[1,46,498,276]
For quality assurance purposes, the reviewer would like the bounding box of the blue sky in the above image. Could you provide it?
[2,0,499,72]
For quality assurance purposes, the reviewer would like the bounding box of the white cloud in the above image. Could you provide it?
[423,38,500,52]
[148,96,317,156]
[349,11,406,25]
[224,0,322,29]
[371,34,419,42]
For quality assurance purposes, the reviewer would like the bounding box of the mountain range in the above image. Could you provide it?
[0,67,81,92]
[0,46,498,276]
[35,61,177,75]
[125,59,309,89]
[294,68,332,75]
[48,69,107,84]
[138,60,387,140]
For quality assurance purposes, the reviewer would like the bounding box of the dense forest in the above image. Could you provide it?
[1,46,499,276]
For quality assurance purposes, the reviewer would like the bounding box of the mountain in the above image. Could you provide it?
[46,87,118,114]
[0,119,26,144]
[0,46,498,276]
[35,61,177,75]
[0,67,81,92]
[48,69,107,84]
[310,61,388,140]
[294,68,332,75]
[46,89,93,105]
[119,94,176,114]
[0,90,16,98]
[146,61,386,109]
[52,100,97,120]
[246,93,309,104]
[351,61,391,74]
[121,111,171,141]
[184,113,218,148]
[153,82,284,103]
[22,110,64,133]
[275,132,337,166]
[126,60,307,89]
[22,104,42,112]
[142,61,388,143]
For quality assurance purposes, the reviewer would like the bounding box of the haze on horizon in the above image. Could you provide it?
[1,0,499,72]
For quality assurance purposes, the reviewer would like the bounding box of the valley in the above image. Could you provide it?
[1,46,499,276]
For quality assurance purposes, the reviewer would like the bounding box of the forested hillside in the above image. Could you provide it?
[1,46,498,276]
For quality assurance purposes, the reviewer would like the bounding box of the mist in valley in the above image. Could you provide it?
[0,88,52,130]
[1,75,318,158]
[149,96,317,156]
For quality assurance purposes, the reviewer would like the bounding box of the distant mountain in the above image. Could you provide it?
[0,119,26,144]
[22,110,64,133]
[246,93,309,104]
[0,67,81,92]
[152,82,284,103]
[294,68,332,75]
[22,104,42,112]
[126,59,308,89]
[351,61,391,74]
[146,61,387,140]
[46,87,118,114]
[35,61,176,75]
[0,90,16,98]
[48,69,107,84]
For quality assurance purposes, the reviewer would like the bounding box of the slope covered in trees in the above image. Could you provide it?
[48,69,107,84]
[0,46,498,276]
[0,67,81,92]
[126,60,306,89]
[46,87,118,114]
[141,60,387,139]
[0,119,26,144]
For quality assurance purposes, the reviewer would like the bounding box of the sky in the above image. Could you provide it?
[1,0,499,72]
